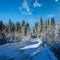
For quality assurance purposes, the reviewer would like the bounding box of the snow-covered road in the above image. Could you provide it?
[0,38,57,60]
[20,39,42,49]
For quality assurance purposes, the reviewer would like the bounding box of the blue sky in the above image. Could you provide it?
[0,0,60,28]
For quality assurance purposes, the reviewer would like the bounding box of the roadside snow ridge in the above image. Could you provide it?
[21,39,42,49]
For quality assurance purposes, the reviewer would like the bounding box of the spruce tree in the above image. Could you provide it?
[35,22,38,32]
[24,24,27,36]
[16,21,21,32]
[40,16,43,32]
[0,21,4,32]
[51,17,55,26]
[26,23,30,32]
[26,23,30,30]
[48,19,50,26]
[33,27,35,34]
[22,20,25,26]
[8,19,15,32]
[8,19,12,32]
[11,23,15,32]
[45,21,48,31]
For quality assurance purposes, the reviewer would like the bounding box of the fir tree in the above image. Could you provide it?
[22,20,25,26]
[26,23,30,30]
[24,24,27,36]
[11,23,15,32]
[48,19,50,26]
[8,19,15,32]
[33,27,35,34]
[16,21,21,32]
[51,17,55,26]
[0,21,4,32]
[8,19,12,32]
[35,22,38,32]
[40,16,43,32]
[45,21,48,31]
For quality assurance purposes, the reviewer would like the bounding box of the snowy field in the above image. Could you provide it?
[0,38,57,60]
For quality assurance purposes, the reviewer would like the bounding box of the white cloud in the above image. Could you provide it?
[19,0,43,15]
[33,0,42,8]
[19,0,32,15]
[22,11,32,15]
[22,0,30,12]
[47,15,54,18]
[55,0,58,2]
[22,11,28,15]
[29,12,32,15]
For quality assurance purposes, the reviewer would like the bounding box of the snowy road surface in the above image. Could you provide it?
[0,38,57,60]
[21,39,42,49]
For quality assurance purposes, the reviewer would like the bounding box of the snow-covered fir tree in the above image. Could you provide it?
[15,21,21,33]
[55,21,60,37]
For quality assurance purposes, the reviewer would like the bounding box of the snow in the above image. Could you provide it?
[0,38,57,60]
[21,39,42,49]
